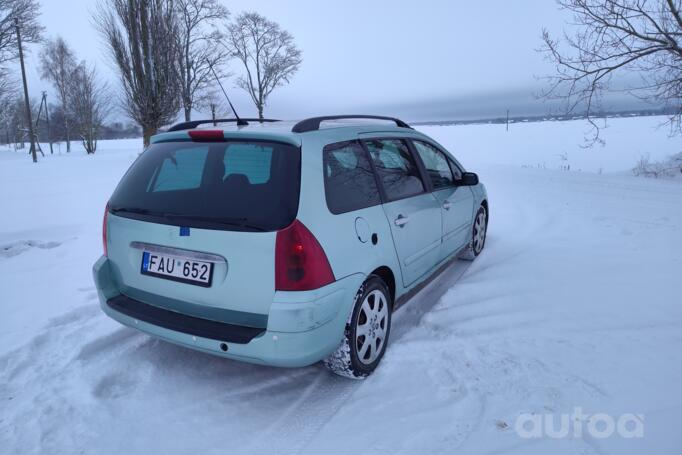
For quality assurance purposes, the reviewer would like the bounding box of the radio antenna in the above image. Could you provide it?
[207,59,248,127]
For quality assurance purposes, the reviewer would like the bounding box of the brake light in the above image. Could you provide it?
[188,130,224,141]
[275,220,335,291]
[103,202,109,257]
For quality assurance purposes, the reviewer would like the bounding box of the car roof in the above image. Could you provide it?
[150,117,425,147]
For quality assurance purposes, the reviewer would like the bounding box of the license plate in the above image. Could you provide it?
[141,251,213,287]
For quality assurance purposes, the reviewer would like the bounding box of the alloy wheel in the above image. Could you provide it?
[473,209,487,254]
[355,289,389,365]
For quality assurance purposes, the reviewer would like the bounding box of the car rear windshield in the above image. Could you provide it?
[108,140,301,232]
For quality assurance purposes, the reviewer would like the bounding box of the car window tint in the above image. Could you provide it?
[364,139,424,200]
[223,143,272,184]
[110,141,300,232]
[412,141,455,190]
[448,159,463,180]
[151,146,208,192]
[323,141,380,214]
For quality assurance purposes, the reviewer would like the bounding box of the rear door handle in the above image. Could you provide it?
[442,200,452,211]
[394,214,409,227]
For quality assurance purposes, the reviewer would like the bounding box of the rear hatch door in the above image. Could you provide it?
[105,137,301,326]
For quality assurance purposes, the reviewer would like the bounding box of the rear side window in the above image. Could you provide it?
[323,141,380,214]
[364,139,425,201]
[412,140,455,190]
[109,140,300,232]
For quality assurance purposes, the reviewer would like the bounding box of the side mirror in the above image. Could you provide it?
[459,172,479,186]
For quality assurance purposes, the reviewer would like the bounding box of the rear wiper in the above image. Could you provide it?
[110,206,154,215]
[163,214,267,232]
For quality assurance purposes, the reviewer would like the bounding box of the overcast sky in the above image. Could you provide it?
[22,0,647,123]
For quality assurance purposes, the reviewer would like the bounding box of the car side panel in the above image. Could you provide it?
[294,134,402,298]
[381,193,442,287]
[432,186,475,261]
[291,130,487,311]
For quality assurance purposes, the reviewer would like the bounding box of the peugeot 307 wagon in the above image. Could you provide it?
[93,115,488,378]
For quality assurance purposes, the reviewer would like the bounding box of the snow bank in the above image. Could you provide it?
[420,115,680,174]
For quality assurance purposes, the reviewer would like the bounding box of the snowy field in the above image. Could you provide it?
[1,116,681,454]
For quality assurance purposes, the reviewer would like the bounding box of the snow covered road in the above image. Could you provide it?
[1,117,681,454]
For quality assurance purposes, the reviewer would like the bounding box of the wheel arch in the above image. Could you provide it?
[369,266,396,308]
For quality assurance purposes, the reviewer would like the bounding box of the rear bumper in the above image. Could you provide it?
[93,256,364,367]
[106,294,265,344]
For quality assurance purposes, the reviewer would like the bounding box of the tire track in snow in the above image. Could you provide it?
[245,371,359,455]
[243,260,476,455]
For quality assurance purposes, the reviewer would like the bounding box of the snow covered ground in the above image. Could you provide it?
[1,116,681,454]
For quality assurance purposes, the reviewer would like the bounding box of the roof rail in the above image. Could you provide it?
[167,118,280,132]
[291,115,412,133]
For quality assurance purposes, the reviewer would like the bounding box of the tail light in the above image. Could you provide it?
[103,202,109,257]
[275,220,335,291]
[188,130,224,141]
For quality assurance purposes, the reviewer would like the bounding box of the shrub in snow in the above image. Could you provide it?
[632,152,682,178]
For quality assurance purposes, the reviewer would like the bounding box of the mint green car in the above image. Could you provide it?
[93,115,488,378]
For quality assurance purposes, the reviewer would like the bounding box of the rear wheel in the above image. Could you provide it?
[459,205,488,261]
[324,276,392,379]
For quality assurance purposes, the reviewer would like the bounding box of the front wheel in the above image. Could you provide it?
[459,205,488,261]
[324,276,392,379]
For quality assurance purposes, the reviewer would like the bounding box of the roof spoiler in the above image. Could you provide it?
[167,118,280,132]
[291,115,412,133]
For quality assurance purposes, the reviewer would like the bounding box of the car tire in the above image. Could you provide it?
[459,204,488,261]
[324,275,392,379]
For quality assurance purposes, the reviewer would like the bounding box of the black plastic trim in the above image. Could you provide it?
[394,253,461,311]
[292,115,412,133]
[106,294,265,344]
[167,118,280,132]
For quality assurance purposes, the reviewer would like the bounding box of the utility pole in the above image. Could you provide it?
[15,17,37,163]
[41,91,53,154]
[506,109,510,132]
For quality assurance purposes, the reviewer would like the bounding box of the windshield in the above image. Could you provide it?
[108,140,301,232]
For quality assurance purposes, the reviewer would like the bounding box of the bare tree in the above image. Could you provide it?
[175,0,230,121]
[0,0,42,129]
[39,37,77,152]
[0,0,42,65]
[541,0,682,144]
[0,82,17,145]
[226,12,302,119]
[69,63,111,154]
[95,0,181,147]
[0,66,16,100]
[200,87,230,123]
[2,96,21,147]
[3,94,36,149]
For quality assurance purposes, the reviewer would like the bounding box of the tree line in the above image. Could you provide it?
[0,0,302,153]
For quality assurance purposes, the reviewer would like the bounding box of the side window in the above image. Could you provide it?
[412,141,455,190]
[364,139,425,201]
[223,143,273,184]
[448,159,463,180]
[151,146,208,192]
[323,141,381,214]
